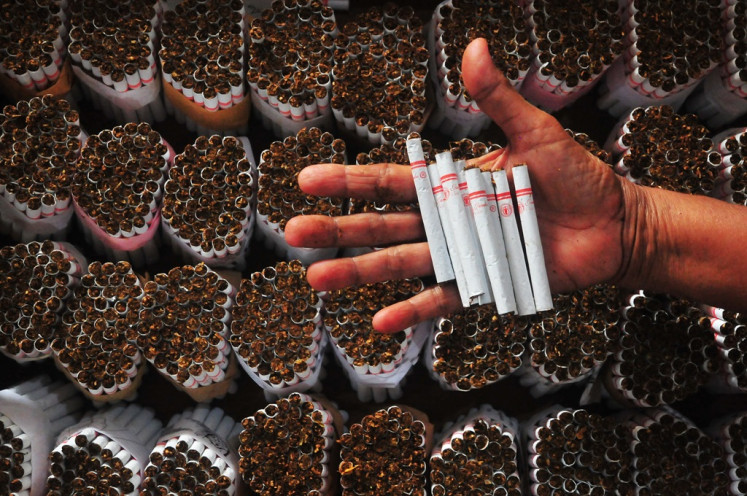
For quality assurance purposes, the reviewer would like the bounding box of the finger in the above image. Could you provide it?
[372,284,462,333]
[284,211,426,248]
[298,163,417,203]
[306,242,433,290]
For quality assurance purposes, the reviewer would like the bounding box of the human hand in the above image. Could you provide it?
[285,38,635,332]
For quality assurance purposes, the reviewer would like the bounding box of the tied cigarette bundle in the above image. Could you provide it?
[711,129,747,207]
[604,292,719,407]
[143,406,241,496]
[247,0,336,136]
[330,4,429,145]
[701,304,747,393]
[525,407,635,496]
[521,0,625,111]
[428,0,530,138]
[339,405,429,496]
[628,408,729,495]
[53,261,145,401]
[47,403,163,496]
[428,306,528,392]
[0,412,35,496]
[605,105,720,195]
[598,0,721,117]
[256,128,345,265]
[230,260,325,399]
[161,135,255,270]
[0,240,84,362]
[72,123,170,266]
[239,393,342,496]
[709,411,747,496]
[0,96,81,241]
[430,405,522,496]
[134,263,237,401]
[323,279,426,403]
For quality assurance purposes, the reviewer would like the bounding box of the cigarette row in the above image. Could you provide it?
[708,411,747,496]
[4,375,85,435]
[0,240,85,362]
[339,405,428,495]
[713,2,747,99]
[712,130,747,207]
[705,304,747,393]
[76,78,168,125]
[239,392,339,496]
[142,406,241,496]
[53,261,145,399]
[230,260,325,393]
[568,129,613,164]
[407,137,553,315]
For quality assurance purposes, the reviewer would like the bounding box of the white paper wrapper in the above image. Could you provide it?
[251,90,333,139]
[686,70,747,129]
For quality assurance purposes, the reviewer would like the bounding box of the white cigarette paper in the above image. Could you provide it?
[406,138,455,283]
[512,165,553,312]
[491,170,536,315]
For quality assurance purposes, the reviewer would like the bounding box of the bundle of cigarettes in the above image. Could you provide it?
[406,137,553,317]
[428,0,530,138]
[72,123,171,267]
[239,392,343,496]
[134,263,238,402]
[628,408,729,494]
[708,411,747,496]
[598,0,722,117]
[605,105,720,195]
[246,0,336,137]
[0,240,85,362]
[67,0,167,124]
[330,4,429,145]
[0,376,84,496]
[0,0,68,94]
[516,284,624,397]
[427,305,528,392]
[520,0,625,111]
[430,405,521,496]
[339,405,430,496]
[603,291,719,407]
[0,96,82,242]
[324,279,427,403]
[256,127,345,265]
[53,260,145,402]
[142,406,241,496]
[47,403,162,495]
[711,128,747,207]
[160,0,249,136]
[702,303,747,393]
[230,260,325,400]
[568,129,613,164]
[161,135,256,270]
[525,406,635,496]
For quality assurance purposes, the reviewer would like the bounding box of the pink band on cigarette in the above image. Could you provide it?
[495,192,512,201]
[410,160,426,169]
[142,77,154,84]
[440,173,458,182]
[514,187,533,197]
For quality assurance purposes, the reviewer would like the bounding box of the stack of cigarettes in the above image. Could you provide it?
[47,403,162,495]
[0,240,85,362]
[598,0,722,117]
[230,260,325,400]
[517,284,624,397]
[72,123,170,266]
[239,392,342,495]
[428,0,530,138]
[525,407,635,496]
[406,137,553,317]
[256,127,345,265]
[605,105,720,195]
[142,406,241,496]
[330,4,429,145]
[134,263,237,402]
[604,291,719,407]
[702,304,747,393]
[711,129,747,207]
[430,405,522,496]
[53,260,145,401]
[0,96,82,241]
[161,135,255,270]
[339,405,429,495]
[246,0,336,136]
[628,408,729,494]
[520,0,625,111]
[0,0,67,92]
[709,411,747,496]
[0,376,85,496]
[568,129,613,164]
[323,279,426,402]
[427,305,528,392]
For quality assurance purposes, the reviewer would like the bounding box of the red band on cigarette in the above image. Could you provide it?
[440,173,458,182]
[468,191,486,199]
[142,77,154,84]
[514,187,533,197]
[432,186,443,193]
[410,160,426,169]
[219,102,231,109]
[495,192,512,201]
[128,83,141,90]
[47,69,60,80]
[458,183,468,190]
[280,109,291,116]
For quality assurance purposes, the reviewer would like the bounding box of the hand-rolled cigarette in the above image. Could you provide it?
[406,138,454,283]
[511,165,553,312]
[491,170,536,315]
